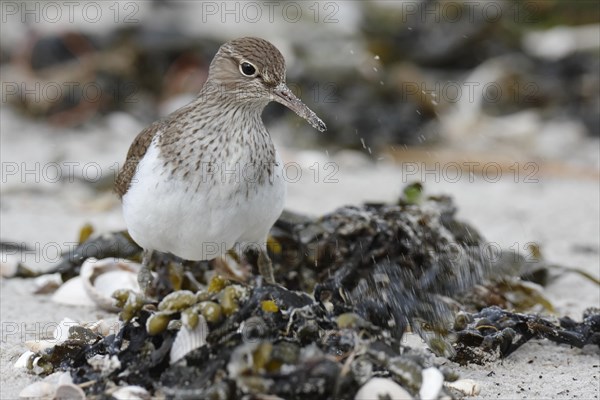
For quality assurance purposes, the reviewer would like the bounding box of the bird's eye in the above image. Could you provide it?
[239,61,257,77]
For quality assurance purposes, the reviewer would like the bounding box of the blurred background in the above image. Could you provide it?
[1,0,599,269]
[2,3,599,397]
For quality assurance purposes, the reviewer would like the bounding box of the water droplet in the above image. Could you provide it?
[374,55,380,60]
[360,138,367,149]
[373,67,378,72]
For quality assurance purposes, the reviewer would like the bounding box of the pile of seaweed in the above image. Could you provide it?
[13,189,600,399]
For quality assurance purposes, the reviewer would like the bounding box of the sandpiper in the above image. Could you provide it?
[115,37,326,289]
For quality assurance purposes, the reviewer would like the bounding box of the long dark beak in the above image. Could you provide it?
[272,83,326,132]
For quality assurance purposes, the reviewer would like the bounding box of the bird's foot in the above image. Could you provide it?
[137,250,156,299]
[258,250,276,284]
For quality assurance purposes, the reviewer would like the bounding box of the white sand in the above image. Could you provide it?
[1,108,599,398]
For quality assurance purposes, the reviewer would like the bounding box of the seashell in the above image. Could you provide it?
[32,273,62,294]
[445,379,481,397]
[54,383,85,400]
[82,318,121,337]
[420,367,445,400]
[25,318,79,352]
[111,385,151,400]
[354,377,413,400]
[0,253,19,278]
[25,340,57,353]
[169,315,208,365]
[51,277,96,307]
[53,317,79,343]
[56,372,73,385]
[18,381,56,399]
[14,351,36,369]
[81,258,141,311]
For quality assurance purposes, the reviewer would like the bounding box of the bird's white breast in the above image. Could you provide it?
[122,134,286,261]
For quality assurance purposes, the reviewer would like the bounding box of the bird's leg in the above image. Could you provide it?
[138,249,154,295]
[258,247,275,284]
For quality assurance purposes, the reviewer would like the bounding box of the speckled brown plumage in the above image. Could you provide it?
[116,37,325,282]
[115,37,289,198]
[114,123,158,198]
[114,105,192,198]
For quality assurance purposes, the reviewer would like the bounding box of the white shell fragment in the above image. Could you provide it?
[24,340,57,354]
[51,277,96,307]
[52,258,141,311]
[32,273,63,294]
[170,315,208,365]
[54,317,79,343]
[57,372,73,385]
[445,379,481,397]
[111,385,151,400]
[24,317,79,353]
[14,351,35,369]
[81,258,141,311]
[18,381,56,399]
[17,372,77,399]
[354,377,413,400]
[54,383,85,400]
[419,367,445,400]
[83,318,121,337]
[0,253,20,278]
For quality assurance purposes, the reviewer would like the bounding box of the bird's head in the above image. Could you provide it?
[204,37,326,132]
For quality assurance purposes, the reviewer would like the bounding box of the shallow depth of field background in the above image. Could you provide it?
[1,1,599,398]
